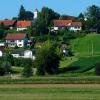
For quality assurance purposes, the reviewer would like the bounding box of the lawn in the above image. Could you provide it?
[71,34,100,56]
[0,84,100,100]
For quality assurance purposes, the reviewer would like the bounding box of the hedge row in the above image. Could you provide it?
[0,76,100,84]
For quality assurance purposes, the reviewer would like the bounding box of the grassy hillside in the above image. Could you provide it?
[60,34,100,73]
[71,34,100,56]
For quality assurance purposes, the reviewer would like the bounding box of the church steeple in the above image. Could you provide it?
[33,9,38,19]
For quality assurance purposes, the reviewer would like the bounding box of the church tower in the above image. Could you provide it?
[33,9,38,19]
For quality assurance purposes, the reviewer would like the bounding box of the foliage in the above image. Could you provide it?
[1,61,11,74]
[34,41,61,75]
[85,5,100,33]
[33,7,60,35]
[14,58,29,67]
[3,54,14,66]
[95,62,100,75]
[18,5,26,20]
[18,5,33,20]
[22,58,33,77]
[0,23,6,39]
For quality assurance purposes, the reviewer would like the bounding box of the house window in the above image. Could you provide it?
[11,40,14,42]
[19,44,22,46]
[18,40,22,42]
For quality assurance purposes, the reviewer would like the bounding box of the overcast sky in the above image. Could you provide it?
[0,0,100,19]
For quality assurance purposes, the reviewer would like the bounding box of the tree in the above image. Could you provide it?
[85,5,100,32]
[78,13,84,20]
[1,61,11,74]
[22,58,33,77]
[34,7,60,35]
[78,13,86,30]
[0,23,6,39]
[34,41,61,75]
[18,5,26,20]
[3,54,14,66]
[18,5,34,21]
[25,11,33,20]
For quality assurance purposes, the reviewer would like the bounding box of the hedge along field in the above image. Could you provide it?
[1,76,100,84]
[0,84,100,100]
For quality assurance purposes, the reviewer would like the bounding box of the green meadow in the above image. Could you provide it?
[0,84,100,100]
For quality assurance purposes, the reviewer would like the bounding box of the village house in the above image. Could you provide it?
[0,40,5,47]
[0,48,4,57]
[52,20,82,32]
[11,49,35,60]
[5,33,28,47]
[16,21,32,31]
[0,20,17,29]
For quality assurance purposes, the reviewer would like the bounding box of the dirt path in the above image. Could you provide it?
[0,84,100,88]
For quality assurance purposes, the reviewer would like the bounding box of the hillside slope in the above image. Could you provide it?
[71,34,100,57]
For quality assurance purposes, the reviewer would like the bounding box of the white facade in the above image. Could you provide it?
[11,54,20,58]
[69,26,82,32]
[6,39,25,47]
[0,51,3,57]
[0,42,5,47]
[17,28,27,31]
[11,50,35,60]
[33,9,38,19]
[16,40,24,47]
[52,26,82,32]
[52,27,59,31]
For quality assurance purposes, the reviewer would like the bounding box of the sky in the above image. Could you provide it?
[0,0,100,19]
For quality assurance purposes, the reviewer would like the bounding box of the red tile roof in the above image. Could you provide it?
[66,15,75,20]
[5,34,26,40]
[17,21,32,28]
[0,20,16,26]
[54,20,72,27]
[54,20,82,27]
[71,22,82,27]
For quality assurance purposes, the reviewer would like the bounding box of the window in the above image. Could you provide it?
[18,40,22,42]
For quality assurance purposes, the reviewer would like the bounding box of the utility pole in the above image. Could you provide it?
[91,41,94,56]
[48,27,51,45]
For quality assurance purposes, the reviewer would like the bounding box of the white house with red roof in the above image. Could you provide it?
[0,20,17,29]
[68,22,82,32]
[5,33,28,47]
[17,21,32,31]
[52,20,82,32]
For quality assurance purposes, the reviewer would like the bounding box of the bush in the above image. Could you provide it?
[3,54,14,66]
[95,62,100,75]
[34,41,61,75]
[22,58,33,77]
[1,61,11,74]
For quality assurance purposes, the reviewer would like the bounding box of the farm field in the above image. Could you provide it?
[0,84,100,100]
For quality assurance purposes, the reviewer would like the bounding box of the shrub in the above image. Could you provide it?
[1,61,11,74]
[95,62,100,75]
[22,58,33,77]
[34,41,61,75]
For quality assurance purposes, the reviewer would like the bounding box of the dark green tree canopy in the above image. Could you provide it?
[84,5,100,32]
[34,41,61,75]
[18,5,26,20]
[18,5,33,20]
[33,7,60,35]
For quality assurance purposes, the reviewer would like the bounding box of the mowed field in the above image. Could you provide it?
[71,34,100,56]
[0,84,100,100]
